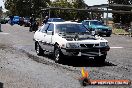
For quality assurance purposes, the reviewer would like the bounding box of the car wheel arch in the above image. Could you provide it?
[35,41,39,50]
[54,42,60,50]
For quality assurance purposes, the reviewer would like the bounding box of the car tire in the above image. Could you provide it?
[94,55,106,64]
[36,42,43,56]
[106,34,111,37]
[54,47,63,63]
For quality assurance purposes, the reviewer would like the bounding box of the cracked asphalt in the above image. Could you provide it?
[0,24,132,88]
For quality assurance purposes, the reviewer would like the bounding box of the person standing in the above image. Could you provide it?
[9,15,14,25]
[29,16,35,32]
[42,16,49,25]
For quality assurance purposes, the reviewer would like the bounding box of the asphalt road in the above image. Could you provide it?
[0,24,132,88]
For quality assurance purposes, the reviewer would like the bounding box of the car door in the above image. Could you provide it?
[89,21,96,35]
[42,23,54,52]
[34,24,49,41]
[37,24,50,50]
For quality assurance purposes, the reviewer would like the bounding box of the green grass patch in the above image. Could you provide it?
[112,29,129,34]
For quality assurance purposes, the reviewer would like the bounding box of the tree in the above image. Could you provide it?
[4,0,50,17]
[50,0,89,21]
[72,0,89,21]
[72,0,87,9]
[0,6,2,17]
[108,0,132,25]
[50,0,74,20]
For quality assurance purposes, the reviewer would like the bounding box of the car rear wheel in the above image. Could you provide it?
[36,42,43,56]
[54,47,63,63]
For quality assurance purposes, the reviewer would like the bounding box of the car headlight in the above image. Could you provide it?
[108,28,112,30]
[66,43,79,48]
[108,27,112,30]
[100,42,107,46]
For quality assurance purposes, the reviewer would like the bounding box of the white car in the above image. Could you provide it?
[34,22,110,63]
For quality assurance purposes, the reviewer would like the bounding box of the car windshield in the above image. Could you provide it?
[90,21,103,25]
[56,23,88,33]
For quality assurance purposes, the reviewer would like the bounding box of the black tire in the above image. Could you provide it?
[106,34,111,37]
[54,47,63,63]
[94,55,106,64]
[36,42,43,56]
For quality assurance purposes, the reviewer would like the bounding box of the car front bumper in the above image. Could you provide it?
[61,46,110,57]
[97,30,112,35]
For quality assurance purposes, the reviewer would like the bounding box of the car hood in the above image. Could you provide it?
[91,25,110,29]
[59,33,98,41]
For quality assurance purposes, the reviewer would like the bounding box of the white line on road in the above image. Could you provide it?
[110,47,124,49]
[0,33,10,35]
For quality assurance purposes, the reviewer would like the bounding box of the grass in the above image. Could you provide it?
[112,28,129,35]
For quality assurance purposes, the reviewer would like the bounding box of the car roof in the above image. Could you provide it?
[14,16,19,17]
[48,18,62,19]
[48,22,82,24]
[83,20,98,22]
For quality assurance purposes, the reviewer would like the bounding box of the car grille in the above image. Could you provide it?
[80,44,99,48]
[102,29,108,31]
[81,49,99,55]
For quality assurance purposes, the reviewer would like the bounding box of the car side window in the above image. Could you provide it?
[40,24,49,33]
[47,23,54,31]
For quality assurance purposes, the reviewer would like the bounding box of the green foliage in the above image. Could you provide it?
[4,0,50,17]
[72,0,87,9]
[4,0,91,21]
[50,0,89,21]
[0,6,2,17]
[113,28,129,34]
[108,0,132,25]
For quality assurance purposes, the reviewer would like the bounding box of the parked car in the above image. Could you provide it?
[19,17,24,26]
[82,20,112,37]
[0,18,9,24]
[48,18,65,22]
[24,17,30,27]
[12,16,20,24]
[34,22,110,63]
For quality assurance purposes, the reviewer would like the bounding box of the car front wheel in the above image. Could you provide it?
[36,42,43,56]
[54,47,63,63]
[106,34,111,37]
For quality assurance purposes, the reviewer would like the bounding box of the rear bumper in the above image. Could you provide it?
[61,46,110,57]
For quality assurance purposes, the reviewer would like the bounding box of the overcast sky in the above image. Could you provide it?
[0,0,4,8]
